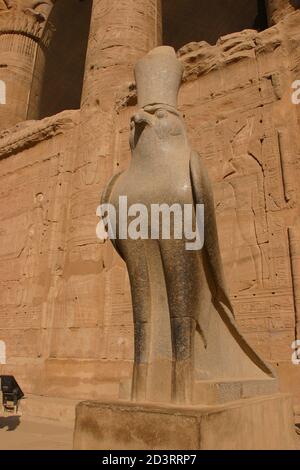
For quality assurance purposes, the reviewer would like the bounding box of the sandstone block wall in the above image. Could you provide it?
[0,1,300,408]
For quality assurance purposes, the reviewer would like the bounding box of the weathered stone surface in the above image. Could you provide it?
[102,45,277,407]
[0,110,79,159]
[267,0,300,25]
[0,0,161,402]
[112,11,300,408]
[73,394,296,450]
[0,1,299,433]
[0,0,56,128]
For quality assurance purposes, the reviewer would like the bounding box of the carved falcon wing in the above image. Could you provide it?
[100,171,124,259]
[190,149,234,316]
[190,150,275,377]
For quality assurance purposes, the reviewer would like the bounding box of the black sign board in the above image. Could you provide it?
[0,375,24,400]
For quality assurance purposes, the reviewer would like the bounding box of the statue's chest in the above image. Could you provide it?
[112,158,193,207]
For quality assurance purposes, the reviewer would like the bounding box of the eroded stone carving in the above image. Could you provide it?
[177,28,282,83]
[0,0,56,128]
[0,0,55,21]
[267,0,300,25]
[0,109,79,160]
[102,46,276,405]
[0,0,55,44]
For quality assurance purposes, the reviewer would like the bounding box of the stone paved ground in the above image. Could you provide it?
[0,414,73,450]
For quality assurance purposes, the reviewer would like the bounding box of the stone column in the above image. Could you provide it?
[49,1,162,382]
[70,0,162,281]
[70,0,162,247]
[74,0,162,206]
[0,1,55,130]
[266,0,299,25]
[81,0,162,110]
[69,0,162,248]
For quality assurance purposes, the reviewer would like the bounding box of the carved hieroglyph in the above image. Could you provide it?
[102,46,276,405]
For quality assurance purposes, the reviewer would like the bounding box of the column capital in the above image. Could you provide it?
[0,0,55,43]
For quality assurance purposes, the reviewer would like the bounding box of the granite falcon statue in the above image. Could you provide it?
[101,46,275,405]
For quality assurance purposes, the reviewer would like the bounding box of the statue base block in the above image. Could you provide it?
[73,394,296,450]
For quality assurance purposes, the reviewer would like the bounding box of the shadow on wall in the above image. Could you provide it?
[162,0,268,50]
[29,0,93,120]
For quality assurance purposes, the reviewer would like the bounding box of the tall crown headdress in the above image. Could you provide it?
[134,46,184,110]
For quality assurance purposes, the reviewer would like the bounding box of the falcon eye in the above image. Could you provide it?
[156,109,166,119]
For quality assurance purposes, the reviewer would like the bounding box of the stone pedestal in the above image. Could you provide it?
[73,394,296,450]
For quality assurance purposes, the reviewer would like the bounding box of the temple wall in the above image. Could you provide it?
[182,14,300,405]
[50,0,161,399]
[0,0,161,401]
[177,21,299,363]
[0,110,80,394]
[0,2,300,408]
[267,0,300,24]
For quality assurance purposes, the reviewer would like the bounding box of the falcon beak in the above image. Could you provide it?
[131,111,152,129]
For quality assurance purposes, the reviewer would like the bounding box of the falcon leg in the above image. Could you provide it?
[118,240,151,402]
[159,240,199,404]
[170,316,196,404]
